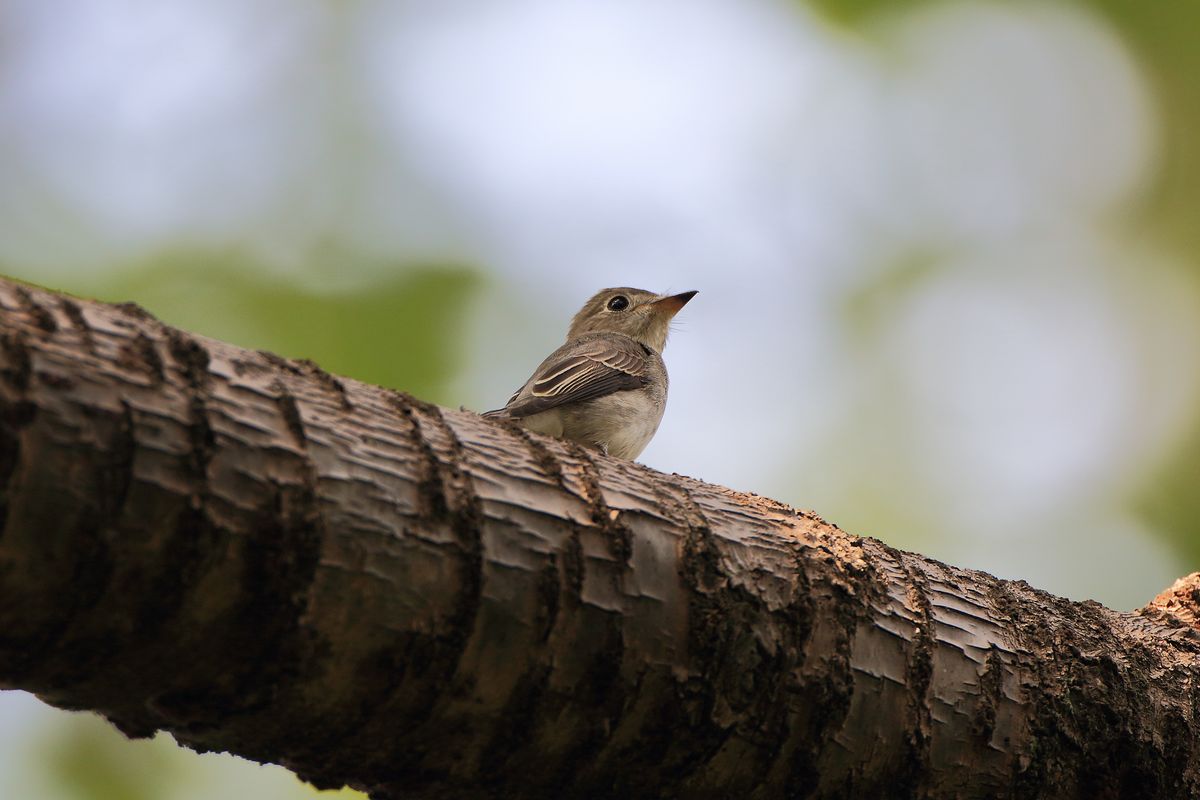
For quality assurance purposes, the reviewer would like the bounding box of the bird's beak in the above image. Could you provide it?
[650,290,698,317]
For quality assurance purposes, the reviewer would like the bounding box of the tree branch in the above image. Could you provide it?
[0,277,1197,799]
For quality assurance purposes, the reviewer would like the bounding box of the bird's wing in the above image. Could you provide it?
[491,335,651,419]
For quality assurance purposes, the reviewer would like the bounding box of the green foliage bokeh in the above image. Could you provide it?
[64,254,482,407]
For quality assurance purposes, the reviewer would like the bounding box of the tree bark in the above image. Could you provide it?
[0,276,1197,800]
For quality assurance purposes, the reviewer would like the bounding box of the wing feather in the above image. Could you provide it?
[497,335,651,419]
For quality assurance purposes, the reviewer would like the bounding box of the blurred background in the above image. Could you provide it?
[2,0,1198,796]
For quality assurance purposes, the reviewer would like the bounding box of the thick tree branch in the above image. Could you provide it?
[0,277,1197,799]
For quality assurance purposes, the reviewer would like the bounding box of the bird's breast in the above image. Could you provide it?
[561,386,665,461]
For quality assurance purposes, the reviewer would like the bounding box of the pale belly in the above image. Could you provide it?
[520,390,665,460]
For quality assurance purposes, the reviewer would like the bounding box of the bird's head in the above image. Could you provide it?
[566,287,697,352]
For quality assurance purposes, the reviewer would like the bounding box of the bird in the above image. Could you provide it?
[483,287,697,460]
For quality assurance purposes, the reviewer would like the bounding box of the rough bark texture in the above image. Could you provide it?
[0,277,1198,800]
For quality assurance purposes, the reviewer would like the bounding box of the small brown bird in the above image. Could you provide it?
[484,287,697,460]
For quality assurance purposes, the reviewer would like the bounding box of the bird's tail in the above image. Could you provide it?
[481,409,510,419]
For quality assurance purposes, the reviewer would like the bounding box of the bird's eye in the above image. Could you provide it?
[607,295,630,311]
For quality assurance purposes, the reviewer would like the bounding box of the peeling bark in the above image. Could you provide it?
[0,277,1198,800]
